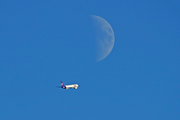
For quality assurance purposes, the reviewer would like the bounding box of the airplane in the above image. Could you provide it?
[56,81,79,89]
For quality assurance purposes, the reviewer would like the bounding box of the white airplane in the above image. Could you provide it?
[56,81,79,89]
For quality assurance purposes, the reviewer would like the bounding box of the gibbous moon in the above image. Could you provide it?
[91,15,115,62]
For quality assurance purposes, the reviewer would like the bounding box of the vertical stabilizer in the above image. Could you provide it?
[60,81,66,89]
[61,81,64,86]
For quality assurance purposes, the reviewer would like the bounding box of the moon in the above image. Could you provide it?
[91,15,115,62]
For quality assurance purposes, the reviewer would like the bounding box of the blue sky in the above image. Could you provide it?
[0,0,180,120]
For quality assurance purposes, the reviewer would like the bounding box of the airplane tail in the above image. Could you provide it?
[55,81,65,89]
[61,81,64,86]
[60,81,66,89]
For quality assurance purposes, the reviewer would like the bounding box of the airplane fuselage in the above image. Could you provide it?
[64,84,79,89]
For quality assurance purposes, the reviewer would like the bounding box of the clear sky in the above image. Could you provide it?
[0,0,180,120]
